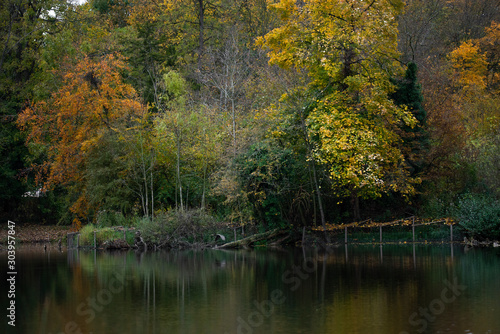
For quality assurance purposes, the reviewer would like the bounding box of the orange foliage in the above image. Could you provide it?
[18,53,144,223]
[449,40,488,91]
[420,22,500,193]
[449,22,500,136]
[450,21,500,94]
[478,22,500,93]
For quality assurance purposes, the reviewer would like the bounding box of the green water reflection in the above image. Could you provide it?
[1,244,499,334]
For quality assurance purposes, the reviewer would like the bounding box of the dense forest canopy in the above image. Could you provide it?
[1,0,499,232]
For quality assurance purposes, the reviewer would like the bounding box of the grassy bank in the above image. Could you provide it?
[74,209,240,249]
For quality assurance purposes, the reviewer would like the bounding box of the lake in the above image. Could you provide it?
[1,244,499,334]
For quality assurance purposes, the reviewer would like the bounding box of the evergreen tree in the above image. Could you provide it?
[391,62,429,176]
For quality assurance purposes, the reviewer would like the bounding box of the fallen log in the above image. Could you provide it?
[216,228,286,249]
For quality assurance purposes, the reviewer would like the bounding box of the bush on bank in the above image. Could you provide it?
[75,209,231,248]
[135,209,231,248]
[78,224,135,247]
[453,193,500,240]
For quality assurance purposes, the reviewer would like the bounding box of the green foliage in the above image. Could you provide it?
[163,70,187,105]
[391,63,426,123]
[79,224,123,247]
[0,0,72,221]
[118,18,177,107]
[96,210,129,227]
[133,216,169,245]
[390,62,429,175]
[0,122,29,216]
[154,71,226,212]
[91,0,130,27]
[472,129,500,196]
[235,140,307,228]
[134,209,223,246]
[454,193,500,239]
[422,197,452,219]
[85,135,135,217]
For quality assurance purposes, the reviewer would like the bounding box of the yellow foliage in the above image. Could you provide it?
[449,22,500,138]
[450,41,488,91]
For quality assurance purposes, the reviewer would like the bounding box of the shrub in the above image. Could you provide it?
[96,210,128,227]
[453,193,500,240]
[79,224,122,247]
[134,209,226,246]
[422,197,453,218]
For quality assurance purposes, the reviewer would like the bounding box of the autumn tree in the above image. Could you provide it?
[448,22,500,196]
[18,53,143,226]
[397,0,500,67]
[258,0,417,222]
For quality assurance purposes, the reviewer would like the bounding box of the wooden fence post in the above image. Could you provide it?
[76,234,80,249]
[94,231,97,249]
[379,225,382,243]
[345,226,348,244]
[450,224,453,242]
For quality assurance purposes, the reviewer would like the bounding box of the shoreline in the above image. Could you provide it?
[0,223,70,244]
[1,223,498,250]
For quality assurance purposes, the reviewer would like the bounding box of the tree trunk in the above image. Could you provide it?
[151,152,154,219]
[351,192,361,221]
[300,111,329,243]
[232,98,236,156]
[140,141,149,218]
[201,150,207,209]
[176,127,183,211]
[196,0,204,69]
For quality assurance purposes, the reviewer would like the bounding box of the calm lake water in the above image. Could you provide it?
[1,244,500,334]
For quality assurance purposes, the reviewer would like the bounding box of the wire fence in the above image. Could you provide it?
[314,217,462,244]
